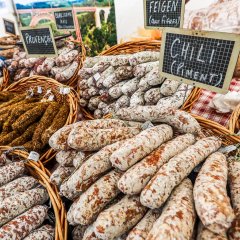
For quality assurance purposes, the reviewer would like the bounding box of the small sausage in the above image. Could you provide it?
[228,159,240,240]
[67,126,140,151]
[115,95,130,110]
[0,162,25,187]
[23,224,54,240]
[118,134,196,195]
[96,66,115,88]
[88,96,102,111]
[144,88,162,105]
[115,66,134,80]
[0,176,38,201]
[133,61,159,78]
[111,55,130,67]
[116,106,202,135]
[49,119,128,151]
[197,222,228,240]
[55,150,78,167]
[147,67,166,86]
[72,151,86,169]
[0,205,48,240]
[83,224,100,240]
[72,225,88,240]
[141,137,222,209]
[194,152,235,235]
[60,141,123,200]
[121,78,140,96]
[94,196,148,240]
[146,179,196,240]
[126,209,161,240]
[130,90,145,107]
[50,165,75,187]
[69,170,122,225]
[108,81,127,99]
[110,124,173,171]
[129,51,159,66]
[0,188,49,226]
[160,79,181,96]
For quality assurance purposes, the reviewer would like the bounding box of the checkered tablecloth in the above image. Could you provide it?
[191,78,240,127]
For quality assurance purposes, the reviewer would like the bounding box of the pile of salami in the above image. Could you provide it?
[78,52,193,118]
[48,107,239,239]
[5,41,79,83]
[0,91,69,153]
[0,157,54,239]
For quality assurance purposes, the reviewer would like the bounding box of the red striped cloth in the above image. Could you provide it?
[190,78,240,126]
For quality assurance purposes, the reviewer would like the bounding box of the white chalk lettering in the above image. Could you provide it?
[171,60,177,74]
[215,73,223,87]
[170,38,180,58]
[197,44,205,63]
[149,0,179,13]
[25,33,52,46]
[181,42,190,60]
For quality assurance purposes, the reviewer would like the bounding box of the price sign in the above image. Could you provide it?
[159,28,240,94]
[20,26,57,57]
[54,9,75,30]
[3,18,16,35]
[144,0,185,29]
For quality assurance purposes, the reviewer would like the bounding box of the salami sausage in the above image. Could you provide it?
[147,67,166,86]
[111,55,130,67]
[160,79,181,96]
[23,225,54,240]
[0,161,25,187]
[60,141,123,200]
[0,188,49,226]
[133,62,159,78]
[83,224,100,240]
[68,126,140,151]
[146,179,196,240]
[49,119,127,151]
[115,66,134,80]
[129,51,159,66]
[110,124,173,171]
[96,66,115,88]
[116,106,202,135]
[118,134,195,195]
[88,96,102,111]
[228,159,240,240]
[0,176,38,200]
[115,95,130,110]
[130,90,145,107]
[144,88,162,105]
[121,78,140,96]
[69,170,122,225]
[94,196,147,240]
[141,137,222,209]
[50,165,75,187]
[72,225,88,240]
[55,61,78,82]
[126,209,161,240]
[109,81,127,99]
[55,150,78,167]
[197,222,228,240]
[0,205,48,240]
[194,152,235,234]
[72,151,86,169]
[83,57,101,68]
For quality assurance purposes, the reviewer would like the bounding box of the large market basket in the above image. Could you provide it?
[80,40,200,119]
[0,68,9,91]
[0,146,67,240]
[3,75,78,163]
[2,40,86,89]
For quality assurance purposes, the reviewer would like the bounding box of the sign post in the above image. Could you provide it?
[20,26,58,58]
[144,0,185,29]
[159,28,240,94]
[54,9,75,30]
[3,18,16,35]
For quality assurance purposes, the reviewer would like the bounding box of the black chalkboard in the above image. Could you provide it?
[54,10,75,30]
[3,19,16,35]
[144,0,185,29]
[159,28,240,93]
[20,26,57,57]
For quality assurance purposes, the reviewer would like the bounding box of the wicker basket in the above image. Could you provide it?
[0,68,9,91]
[80,40,199,119]
[3,76,78,163]
[2,40,86,89]
[0,146,67,240]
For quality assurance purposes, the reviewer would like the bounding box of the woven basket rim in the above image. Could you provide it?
[0,146,67,240]
[2,75,78,164]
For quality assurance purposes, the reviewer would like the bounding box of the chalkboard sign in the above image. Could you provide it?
[159,28,240,93]
[144,0,185,29]
[54,9,75,30]
[20,26,57,57]
[3,18,16,35]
